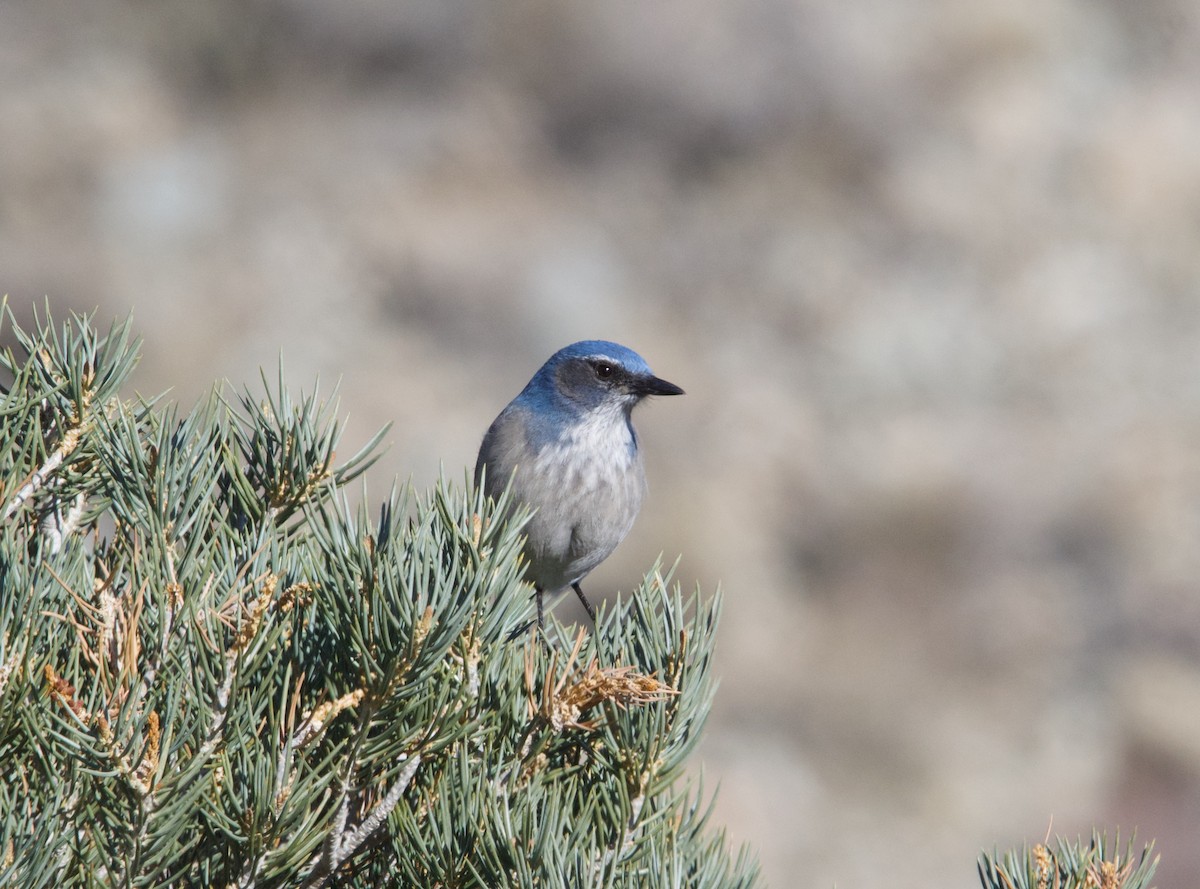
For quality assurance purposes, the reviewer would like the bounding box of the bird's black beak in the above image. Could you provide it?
[633,374,685,397]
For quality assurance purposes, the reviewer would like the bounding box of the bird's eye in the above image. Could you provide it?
[594,362,616,380]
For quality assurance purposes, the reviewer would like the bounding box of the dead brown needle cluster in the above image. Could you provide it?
[526,628,678,732]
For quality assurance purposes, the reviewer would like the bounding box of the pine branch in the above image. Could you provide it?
[0,307,759,888]
[978,831,1158,889]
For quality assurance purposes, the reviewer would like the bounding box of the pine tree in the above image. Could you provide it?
[0,304,760,888]
[0,305,1163,888]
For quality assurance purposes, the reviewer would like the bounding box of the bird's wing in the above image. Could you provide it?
[475,405,533,498]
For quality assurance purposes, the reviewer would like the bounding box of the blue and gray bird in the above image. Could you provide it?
[475,340,684,631]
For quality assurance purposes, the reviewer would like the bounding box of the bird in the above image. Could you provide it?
[475,340,684,633]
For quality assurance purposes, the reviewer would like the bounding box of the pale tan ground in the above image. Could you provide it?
[4,1,1200,885]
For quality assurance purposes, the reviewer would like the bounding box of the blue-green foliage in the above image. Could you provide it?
[978,831,1157,889]
[0,305,759,888]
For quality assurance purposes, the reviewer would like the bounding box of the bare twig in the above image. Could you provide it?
[4,435,75,521]
[298,754,422,889]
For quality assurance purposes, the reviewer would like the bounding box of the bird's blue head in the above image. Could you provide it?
[518,340,684,423]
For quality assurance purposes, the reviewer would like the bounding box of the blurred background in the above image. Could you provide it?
[4,0,1200,885]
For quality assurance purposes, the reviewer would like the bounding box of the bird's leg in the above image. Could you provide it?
[506,585,594,642]
[566,583,595,623]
